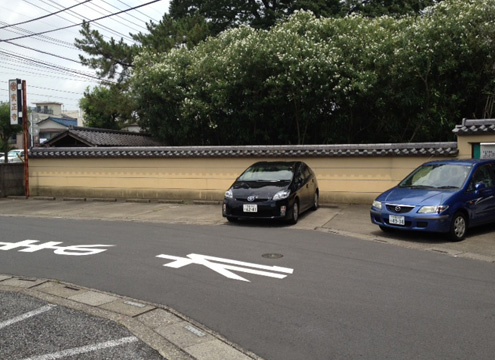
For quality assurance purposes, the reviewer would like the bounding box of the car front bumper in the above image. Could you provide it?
[370,208,451,233]
[223,198,292,220]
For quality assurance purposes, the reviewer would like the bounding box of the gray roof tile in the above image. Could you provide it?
[43,126,162,147]
[31,142,458,159]
[452,118,495,135]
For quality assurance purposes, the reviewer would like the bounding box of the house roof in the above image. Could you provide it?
[33,102,63,105]
[37,117,78,128]
[42,126,163,147]
[452,118,495,135]
[31,142,458,158]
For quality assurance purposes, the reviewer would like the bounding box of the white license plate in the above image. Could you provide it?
[389,215,405,226]
[243,204,258,213]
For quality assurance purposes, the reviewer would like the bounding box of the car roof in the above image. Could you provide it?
[423,158,495,166]
[250,161,300,167]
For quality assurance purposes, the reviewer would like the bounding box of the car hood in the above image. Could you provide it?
[378,187,456,205]
[231,181,289,199]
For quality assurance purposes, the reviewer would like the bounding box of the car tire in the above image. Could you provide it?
[448,212,467,241]
[288,201,299,225]
[226,216,238,223]
[311,192,319,211]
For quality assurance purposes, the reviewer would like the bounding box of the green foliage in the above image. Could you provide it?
[79,85,137,130]
[130,0,495,145]
[168,0,428,35]
[0,102,22,163]
[343,0,439,17]
[75,21,139,83]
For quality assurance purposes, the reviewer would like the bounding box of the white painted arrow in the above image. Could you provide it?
[156,253,294,282]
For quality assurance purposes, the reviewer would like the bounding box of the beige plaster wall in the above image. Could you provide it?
[28,155,451,204]
[456,135,495,158]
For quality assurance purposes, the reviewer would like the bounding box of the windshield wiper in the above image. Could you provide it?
[436,186,459,189]
[400,185,434,189]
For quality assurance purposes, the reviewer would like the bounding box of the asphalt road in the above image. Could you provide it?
[1,291,163,360]
[1,214,495,360]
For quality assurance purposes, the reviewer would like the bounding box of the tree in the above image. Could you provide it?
[75,14,211,84]
[168,0,433,34]
[343,0,439,17]
[0,102,22,163]
[75,21,138,83]
[79,84,137,130]
[130,0,495,145]
[76,0,436,86]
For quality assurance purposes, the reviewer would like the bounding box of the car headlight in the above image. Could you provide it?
[418,205,449,214]
[372,200,382,210]
[225,188,233,199]
[273,189,290,200]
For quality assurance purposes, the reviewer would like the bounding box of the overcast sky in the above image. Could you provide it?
[1,0,170,113]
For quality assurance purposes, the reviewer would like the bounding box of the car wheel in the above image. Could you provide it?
[311,192,319,211]
[288,201,299,225]
[448,212,467,241]
[226,216,238,223]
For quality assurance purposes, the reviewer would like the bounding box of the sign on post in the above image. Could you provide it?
[8,79,22,125]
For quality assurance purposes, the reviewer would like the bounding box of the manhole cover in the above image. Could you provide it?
[262,253,283,259]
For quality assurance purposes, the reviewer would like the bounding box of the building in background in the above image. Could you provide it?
[11,101,83,148]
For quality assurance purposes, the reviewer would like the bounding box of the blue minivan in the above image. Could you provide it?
[370,159,495,241]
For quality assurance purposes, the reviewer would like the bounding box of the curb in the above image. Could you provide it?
[0,274,261,360]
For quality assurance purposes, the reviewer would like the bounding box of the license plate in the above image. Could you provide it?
[389,215,405,226]
[243,204,258,213]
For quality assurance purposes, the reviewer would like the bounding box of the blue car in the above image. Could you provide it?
[370,159,495,241]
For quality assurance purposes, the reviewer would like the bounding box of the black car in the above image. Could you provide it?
[222,161,319,224]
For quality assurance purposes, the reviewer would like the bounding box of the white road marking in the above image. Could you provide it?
[21,336,138,360]
[0,240,113,256]
[0,305,56,330]
[157,253,294,282]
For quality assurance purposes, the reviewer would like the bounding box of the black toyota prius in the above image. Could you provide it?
[222,161,319,224]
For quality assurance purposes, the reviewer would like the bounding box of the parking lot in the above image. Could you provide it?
[0,290,164,360]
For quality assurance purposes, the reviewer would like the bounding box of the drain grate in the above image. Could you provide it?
[262,253,283,259]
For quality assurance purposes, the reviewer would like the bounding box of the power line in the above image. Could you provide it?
[0,0,92,30]
[0,21,76,48]
[20,0,122,42]
[1,0,161,42]
[5,41,86,65]
[0,49,114,82]
[30,85,83,95]
[117,0,160,23]
[100,0,153,31]
[0,54,94,80]
[82,1,145,34]
[43,0,135,42]
[0,67,98,83]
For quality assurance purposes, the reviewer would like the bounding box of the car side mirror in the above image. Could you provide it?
[475,182,486,193]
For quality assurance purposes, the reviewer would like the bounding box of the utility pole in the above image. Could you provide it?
[22,80,29,197]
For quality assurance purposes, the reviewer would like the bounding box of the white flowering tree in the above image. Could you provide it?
[131,0,495,145]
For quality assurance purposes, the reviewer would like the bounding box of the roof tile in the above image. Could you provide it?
[31,142,458,159]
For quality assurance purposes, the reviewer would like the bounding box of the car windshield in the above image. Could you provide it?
[238,163,294,182]
[399,164,472,189]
